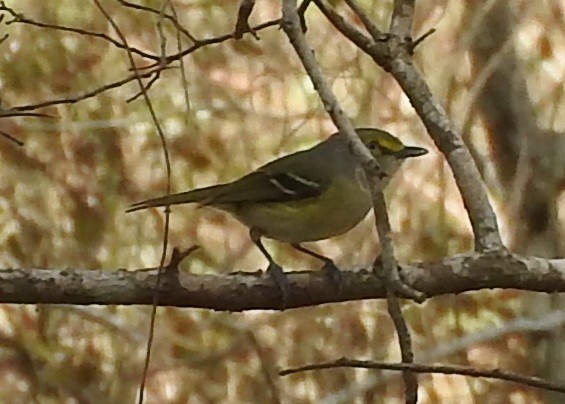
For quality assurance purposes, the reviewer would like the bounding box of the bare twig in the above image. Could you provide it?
[0,2,157,60]
[385,287,417,403]
[5,68,164,113]
[161,0,313,64]
[0,111,54,118]
[169,4,192,113]
[126,68,169,103]
[235,0,259,39]
[280,2,371,163]
[90,2,173,403]
[0,129,23,146]
[117,0,199,43]
[372,196,420,401]
[410,28,435,51]
[1,1,314,116]
[279,358,565,395]
[343,0,386,41]
[324,310,565,401]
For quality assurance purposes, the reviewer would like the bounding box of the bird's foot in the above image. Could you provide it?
[266,262,291,308]
[373,255,426,303]
[321,260,343,292]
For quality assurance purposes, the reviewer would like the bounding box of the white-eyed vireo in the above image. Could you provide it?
[128,128,427,303]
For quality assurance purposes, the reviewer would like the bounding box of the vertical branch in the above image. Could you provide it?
[390,0,415,37]
[91,1,172,403]
[370,190,418,404]
[280,1,420,402]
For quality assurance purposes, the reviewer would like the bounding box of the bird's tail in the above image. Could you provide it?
[126,184,224,213]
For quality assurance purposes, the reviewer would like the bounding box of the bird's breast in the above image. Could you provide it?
[228,175,373,243]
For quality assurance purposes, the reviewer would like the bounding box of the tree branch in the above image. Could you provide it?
[0,252,563,309]
[280,4,421,399]
[279,358,565,395]
[313,0,503,252]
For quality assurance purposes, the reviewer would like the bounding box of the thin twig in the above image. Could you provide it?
[169,4,193,115]
[0,129,24,146]
[385,289,417,402]
[343,0,386,41]
[280,1,374,174]
[126,68,167,103]
[0,111,54,118]
[117,0,199,43]
[162,0,314,64]
[6,68,164,113]
[371,192,419,403]
[0,33,8,46]
[0,3,157,60]
[279,358,565,395]
[90,2,172,403]
[2,1,314,116]
[410,28,435,51]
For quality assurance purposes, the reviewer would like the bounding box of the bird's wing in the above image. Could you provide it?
[127,141,338,211]
[203,169,324,205]
[126,168,325,213]
[203,149,328,205]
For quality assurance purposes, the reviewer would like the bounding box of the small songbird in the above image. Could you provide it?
[128,128,428,303]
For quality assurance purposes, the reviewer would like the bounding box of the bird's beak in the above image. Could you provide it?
[396,146,428,159]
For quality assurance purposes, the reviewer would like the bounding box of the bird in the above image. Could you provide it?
[127,128,428,304]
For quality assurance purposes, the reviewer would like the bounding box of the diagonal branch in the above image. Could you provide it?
[313,0,503,253]
[343,0,385,41]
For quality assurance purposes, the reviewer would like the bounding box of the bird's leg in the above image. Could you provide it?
[291,243,343,290]
[250,228,290,307]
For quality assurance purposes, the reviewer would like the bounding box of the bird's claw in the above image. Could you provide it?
[321,261,343,292]
[266,262,291,308]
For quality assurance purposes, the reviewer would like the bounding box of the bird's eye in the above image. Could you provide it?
[368,141,379,150]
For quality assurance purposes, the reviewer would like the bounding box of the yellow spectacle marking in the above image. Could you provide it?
[377,134,404,152]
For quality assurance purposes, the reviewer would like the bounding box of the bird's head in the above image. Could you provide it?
[355,127,428,179]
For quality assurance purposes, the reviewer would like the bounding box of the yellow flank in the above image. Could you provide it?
[226,175,372,242]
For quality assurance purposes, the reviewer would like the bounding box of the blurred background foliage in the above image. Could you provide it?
[0,0,563,402]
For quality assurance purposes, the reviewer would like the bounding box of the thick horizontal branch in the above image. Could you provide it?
[0,252,563,310]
